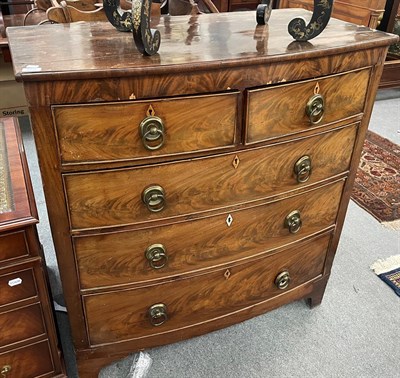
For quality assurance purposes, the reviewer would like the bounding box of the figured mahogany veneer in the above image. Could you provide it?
[53,92,239,165]
[246,68,369,143]
[0,341,55,378]
[64,124,357,230]
[75,180,344,289]
[84,232,331,346]
[0,231,29,262]
[0,266,37,307]
[6,9,397,378]
[0,303,46,348]
[0,118,65,377]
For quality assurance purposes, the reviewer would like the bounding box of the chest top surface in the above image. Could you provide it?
[6,9,398,81]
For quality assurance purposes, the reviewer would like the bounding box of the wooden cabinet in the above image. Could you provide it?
[6,9,397,377]
[0,118,65,378]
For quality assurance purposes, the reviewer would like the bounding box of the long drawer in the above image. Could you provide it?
[65,124,357,230]
[53,92,238,165]
[246,68,369,143]
[75,179,344,289]
[83,233,330,346]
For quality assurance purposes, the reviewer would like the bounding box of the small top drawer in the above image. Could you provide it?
[53,92,238,165]
[0,231,29,263]
[246,68,370,143]
[0,268,37,307]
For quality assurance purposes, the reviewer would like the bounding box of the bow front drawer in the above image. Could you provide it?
[64,124,356,230]
[75,180,344,289]
[83,233,330,346]
[53,92,238,166]
[246,68,369,143]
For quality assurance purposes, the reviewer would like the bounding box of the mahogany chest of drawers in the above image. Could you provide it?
[0,118,65,377]
[6,9,397,377]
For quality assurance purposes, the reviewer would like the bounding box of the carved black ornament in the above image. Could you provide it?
[103,0,161,56]
[287,0,334,41]
[256,0,273,26]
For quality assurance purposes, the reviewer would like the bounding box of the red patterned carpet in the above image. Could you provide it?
[351,131,400,227]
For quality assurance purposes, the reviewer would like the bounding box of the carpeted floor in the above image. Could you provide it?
[19,88,400,378]
[352,130,400,226]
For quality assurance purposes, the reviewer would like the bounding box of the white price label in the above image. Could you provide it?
[8,278,22,287]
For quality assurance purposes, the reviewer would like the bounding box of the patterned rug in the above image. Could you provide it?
[351,131,400,229]
[371,255,400,297]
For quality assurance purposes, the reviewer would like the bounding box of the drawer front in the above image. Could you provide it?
[0,304,45,348]
[84,233,330,345]
[0,340,54,378]
[0,231,29,263]
[246,68,369,143]
[53,92,238,165]
[65,124,356,230]
[75,180,344,289]
[0,269,37,307]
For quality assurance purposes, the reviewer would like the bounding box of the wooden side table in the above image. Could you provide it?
[0,117,65,378]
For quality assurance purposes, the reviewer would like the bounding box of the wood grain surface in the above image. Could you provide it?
[83,233,330,346]
[0,303,45,348]
[246,68,369,143]
[0,231,29,262]
[22,48,383,109]
[53,92,238,165]
[75,180,344,290]
[6,10,398,81]
[5,9,397,377]
[0,118,65,376]
[65,124,356,230]
[0,268,37,307]
[0,340,55,377]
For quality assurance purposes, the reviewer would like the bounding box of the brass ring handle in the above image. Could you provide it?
[294,155,312,183]
[275,271,291,290]
[305,94,324,125]
[142,185,165,213]
[145,244,168,269]
[140,115,165,151]
[1,365,11,377]
[148,303,168,326]
[285,210,302,234]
